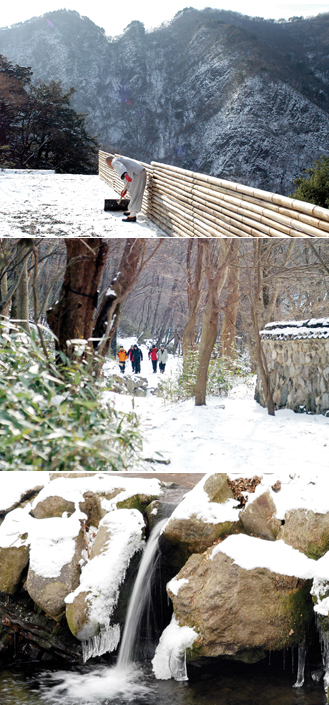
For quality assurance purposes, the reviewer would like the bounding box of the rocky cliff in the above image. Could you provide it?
[1,8,329,193]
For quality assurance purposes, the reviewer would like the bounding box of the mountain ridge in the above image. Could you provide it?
[1,8,329,194]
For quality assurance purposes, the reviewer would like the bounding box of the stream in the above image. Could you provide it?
[0,657,326,705]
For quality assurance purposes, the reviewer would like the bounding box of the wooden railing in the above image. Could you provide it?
[99,150,329,238]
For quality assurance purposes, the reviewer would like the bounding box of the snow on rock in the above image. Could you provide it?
[65,508,145,643]
[30,473,162,517]
[260,318,329,340]
[152,614,197,680]
[211,534,316,580]
[164,473,237,526]
[0,473,50,513]
[167,577,189,596]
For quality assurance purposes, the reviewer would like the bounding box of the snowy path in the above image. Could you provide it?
[0,170,166,238]
[104,343,329,482]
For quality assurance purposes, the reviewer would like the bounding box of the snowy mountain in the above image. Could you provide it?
[1,8,329,194]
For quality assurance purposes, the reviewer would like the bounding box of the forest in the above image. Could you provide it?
[0,236,328,471]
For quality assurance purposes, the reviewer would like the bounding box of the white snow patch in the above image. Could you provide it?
[211,534,316,580]
[164,472,238,526]
[65,509,144,642]
[0,473,50,513]
[152,615,197,680]
[167,577,189,596]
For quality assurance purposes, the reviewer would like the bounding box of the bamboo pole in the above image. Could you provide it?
[191,190,310,238]
[152,196,195,236]
[152,161,329,223]
[194,182,329,235]
[151,195,193,230]
[99,152,329,238]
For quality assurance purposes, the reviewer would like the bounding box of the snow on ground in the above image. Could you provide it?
[0,170,166,238]
[103,338,329,481]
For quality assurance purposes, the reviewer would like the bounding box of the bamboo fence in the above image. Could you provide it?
[99,150,329,238]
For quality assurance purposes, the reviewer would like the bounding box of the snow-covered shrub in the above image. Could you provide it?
[0,321,142,471]
[158,346,252,403]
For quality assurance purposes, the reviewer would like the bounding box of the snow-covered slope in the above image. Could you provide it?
[1,8,329,195]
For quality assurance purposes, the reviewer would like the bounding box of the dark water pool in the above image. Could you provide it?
[0,657,326,705]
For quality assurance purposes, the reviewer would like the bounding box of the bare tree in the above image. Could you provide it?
[221,240,240,359]
[182,240,205,357]
[195,240,235,406]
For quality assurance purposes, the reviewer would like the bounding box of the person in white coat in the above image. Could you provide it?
[106,155,146,223]
[158,345,168,373]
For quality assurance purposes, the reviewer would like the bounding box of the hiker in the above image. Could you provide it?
[132,344,143,374]
[128,345,135,372]
[106,155,146,223]
[117,346,128,373]
[148,345,158,373]
[158,344,168,373]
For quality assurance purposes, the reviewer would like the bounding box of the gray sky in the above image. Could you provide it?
[1,2,328,37]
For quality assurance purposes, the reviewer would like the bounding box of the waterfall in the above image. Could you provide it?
[117,518,167,669]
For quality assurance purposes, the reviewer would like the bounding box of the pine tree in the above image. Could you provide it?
[0,54,99,173]
[291,156,329,209]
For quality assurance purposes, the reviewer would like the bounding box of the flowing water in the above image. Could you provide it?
[0,518,327,704]
[0,658,327,705]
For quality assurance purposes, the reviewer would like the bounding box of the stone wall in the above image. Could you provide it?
[255,338,329,414]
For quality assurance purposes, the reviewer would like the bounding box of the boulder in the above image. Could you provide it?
[0,546,29,595]
[0,507,31,595]
[160,473,239,571]
[26,530,85,620]
[146,501,176,532]
[239,491,282,541]
[203,473,235,503]
[168,543,314,663]
[31,495,76,520]
[78,491,103,528]
[65,509,144,643]
[282,509,329,559]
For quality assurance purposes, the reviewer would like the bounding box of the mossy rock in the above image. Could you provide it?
[116,493,158,513]
[26,531,84,620]
[31,495,75,519]
[239,491,282,541]
[145,500,176,532]
[0,546,29,595]
[160,515,236,575]
[66,591,93,640]
[282,508,329,559]
[169,548,313,662]
[203,474,235,503]
[79,491,103,528]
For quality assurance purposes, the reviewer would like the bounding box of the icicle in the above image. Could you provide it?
[292,643,306,688]
[82,624,120,663]
[316,616,329,694]
[169,649,188,682]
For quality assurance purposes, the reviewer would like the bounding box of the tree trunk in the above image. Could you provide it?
[94,239,145,357]
[15,239,31,333]
[47,238,108,359]
[221,241,240,359]
[182,241,205,357]
[195,241,233,406]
